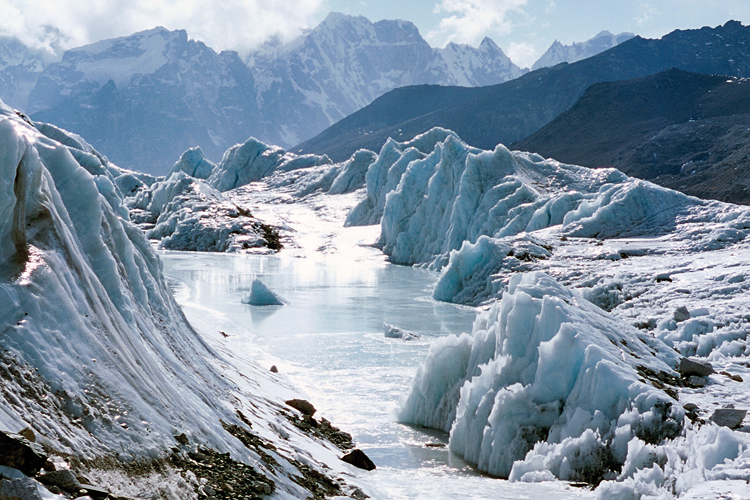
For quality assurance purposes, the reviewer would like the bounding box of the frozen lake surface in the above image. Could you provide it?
[162,244,593,499]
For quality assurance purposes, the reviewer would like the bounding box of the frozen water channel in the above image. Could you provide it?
[161,242,593,499]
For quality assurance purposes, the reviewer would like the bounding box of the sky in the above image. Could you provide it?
[1,0,750,68]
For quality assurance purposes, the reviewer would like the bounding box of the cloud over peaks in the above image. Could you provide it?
[0,0,325,56]
[428,0,527,46]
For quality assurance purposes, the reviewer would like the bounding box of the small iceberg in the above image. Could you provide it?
[384,323,420,340]
[242,278,287,306]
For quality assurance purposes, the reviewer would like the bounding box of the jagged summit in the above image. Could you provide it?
[531,30,635,70]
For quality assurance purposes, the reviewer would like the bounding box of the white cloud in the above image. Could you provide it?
[635,3,659,27]
[0,0,326,56]
[427,0,527,46]
[507,41,537,69]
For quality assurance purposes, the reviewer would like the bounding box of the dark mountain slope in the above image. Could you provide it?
[513,68,750,204]
[295,20,750,162]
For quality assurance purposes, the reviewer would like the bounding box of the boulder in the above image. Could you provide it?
[673,306,690,322]
[710,408,747,429]
[0,477,44,500]
[0,431,47,475]
[175,433,189,445]
[285,399,316,417]
[18,428,35,443]
[38,469,80,492]
[341,449,376,471]
[679,358,714,377]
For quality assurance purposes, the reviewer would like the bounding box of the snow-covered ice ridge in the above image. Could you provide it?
[0,101,372,498]
[349,129,750,267]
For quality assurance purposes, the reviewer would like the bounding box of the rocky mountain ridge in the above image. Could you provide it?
[295,20,750,164]
[512,68,750,204]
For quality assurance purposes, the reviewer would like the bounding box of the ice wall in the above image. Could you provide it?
[345,127,459,226]
[399,272,683,481]
[0,101,249,458]
[348,129,749,267]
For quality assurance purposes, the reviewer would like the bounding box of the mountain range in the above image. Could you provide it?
[6,13,525,174]
[0,36,51,111]
[0,13,639,176]
[295,21,750,163]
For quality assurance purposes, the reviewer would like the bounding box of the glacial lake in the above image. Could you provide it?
[161,247,593,500]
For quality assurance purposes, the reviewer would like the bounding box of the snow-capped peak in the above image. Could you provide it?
[532,30,635,70]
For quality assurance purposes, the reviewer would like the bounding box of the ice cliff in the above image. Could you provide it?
[343,130,750,309]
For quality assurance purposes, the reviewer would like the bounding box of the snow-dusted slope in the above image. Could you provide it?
[430,37,526,86]
[0,101,370,498]
[532,31,635,70]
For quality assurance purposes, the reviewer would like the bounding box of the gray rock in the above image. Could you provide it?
[674,306,691,322]
[0,477,44,500]
[687,375,707,387]
[0,431,47,475]
[683,403,699,412]
[351,486,369,500]
[250,481,273,495]
[174,433,189,445]
[710,408,747,429]
[679,358,714,377]
[38,469,80,491]
[18,428,35,443]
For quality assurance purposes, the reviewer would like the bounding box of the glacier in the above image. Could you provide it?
[0,100,374,499]
[5,93,750,499]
